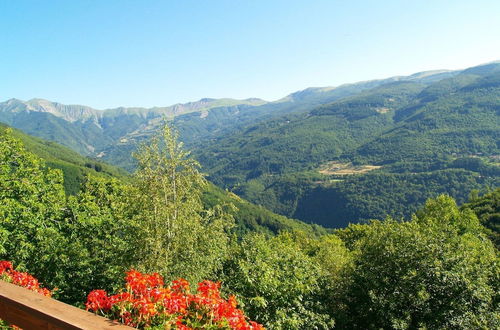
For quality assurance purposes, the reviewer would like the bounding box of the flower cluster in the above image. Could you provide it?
[0,261,52,297]
[86,269,263,329]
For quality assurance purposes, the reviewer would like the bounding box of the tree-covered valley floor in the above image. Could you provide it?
[0,124,499,329]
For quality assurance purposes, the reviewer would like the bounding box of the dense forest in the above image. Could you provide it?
[1,125,498,329]
[193,64,500,227]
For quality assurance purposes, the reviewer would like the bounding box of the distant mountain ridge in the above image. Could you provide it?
[0,66,463,161]
[0,67,463,126]
[1,97,267,122]
[0,97,267,155]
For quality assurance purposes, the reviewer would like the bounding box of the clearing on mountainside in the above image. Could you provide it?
[318,161,382,175]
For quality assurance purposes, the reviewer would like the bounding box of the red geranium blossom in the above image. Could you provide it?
[86,269,263,329]
[0,260,52,297]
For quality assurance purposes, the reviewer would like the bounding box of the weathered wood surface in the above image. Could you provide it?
[0,280,132,329]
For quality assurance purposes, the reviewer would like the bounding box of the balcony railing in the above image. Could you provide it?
[0,280,132,329]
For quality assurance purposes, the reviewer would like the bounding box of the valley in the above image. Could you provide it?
[0,124,321,237]
[1,62,499,228]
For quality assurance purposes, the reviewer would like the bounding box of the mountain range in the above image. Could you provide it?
[0,68,459,160]
[1,62,498,228]
[0,97,266,156]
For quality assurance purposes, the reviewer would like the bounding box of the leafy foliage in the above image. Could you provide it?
[131,124,233,284]
[63,176,140,300]
[0,129,139,302]
[219,232,339,329]
[463,188,500,248]
[0,127,234,303]
[0,129,70,292]
[335,196,499,329]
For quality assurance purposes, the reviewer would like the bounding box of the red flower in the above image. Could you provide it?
[197,280,221,299]
[85,269,264,329]
[110,291,132,304]
[171,278,190,293]
[0,260,52,297]
[86,289,112,311]
[0,260,13,273]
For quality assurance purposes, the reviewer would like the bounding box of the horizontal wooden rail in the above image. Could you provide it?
[0,280,132,329]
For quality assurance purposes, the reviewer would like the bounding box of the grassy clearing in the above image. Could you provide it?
[319,161,382,175]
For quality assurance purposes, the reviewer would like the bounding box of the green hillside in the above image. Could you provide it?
[0,123,128,195]
[192,64,500,227]
[0,123,319,235]
[202,184,327,236]
[349,71,500,164]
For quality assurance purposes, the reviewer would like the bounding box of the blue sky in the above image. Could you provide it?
[1,0,499,109]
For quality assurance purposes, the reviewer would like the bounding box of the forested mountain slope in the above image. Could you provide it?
[194,63,500,227]
[0,69,457,171]
[349,67,500,164]
[0,123,128,194]
[196,81,426,184]
[0,124,320,235]
[0,97,266,156]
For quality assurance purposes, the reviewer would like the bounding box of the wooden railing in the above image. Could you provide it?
[0,280,132,329]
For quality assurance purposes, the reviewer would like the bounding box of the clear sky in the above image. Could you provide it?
[1,0,499,109]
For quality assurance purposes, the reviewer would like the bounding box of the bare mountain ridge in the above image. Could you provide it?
[1,97,267,123]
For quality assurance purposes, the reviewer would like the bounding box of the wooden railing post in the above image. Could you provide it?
[0,280,132,329]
